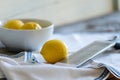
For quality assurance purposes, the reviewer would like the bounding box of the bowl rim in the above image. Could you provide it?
[0,18,54,31]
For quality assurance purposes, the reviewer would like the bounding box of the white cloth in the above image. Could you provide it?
[0,33,120,80]
[0,61,107,80]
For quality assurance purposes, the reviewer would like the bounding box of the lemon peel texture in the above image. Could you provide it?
[40,39,67,64]
[21,22,42,30]
[4,19,24,30]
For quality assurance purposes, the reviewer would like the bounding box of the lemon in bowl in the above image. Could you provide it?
[0,19,54,51]
[4,19,24,30]
[21,22,42,30]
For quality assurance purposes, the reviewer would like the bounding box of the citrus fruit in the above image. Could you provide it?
[4,19,24,30]
[40,39,68,64]
[21,22,42,30]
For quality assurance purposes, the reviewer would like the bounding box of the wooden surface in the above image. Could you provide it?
[1,12,120,80]
[0,0,118,80]
[107,73,119,80]
[0,0,114,26]
[55,11,120,34]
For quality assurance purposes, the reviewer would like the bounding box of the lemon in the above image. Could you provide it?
[4,19,24,30]
[40,39,67,64]
[21,22,42,30]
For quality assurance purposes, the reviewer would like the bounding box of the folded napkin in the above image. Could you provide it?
[0,60,108,80]
[0,33,120,80]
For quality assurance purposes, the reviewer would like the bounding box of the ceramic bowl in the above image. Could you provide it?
[0,19,54,51]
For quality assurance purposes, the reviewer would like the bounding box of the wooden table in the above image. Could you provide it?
[1,12,120,80]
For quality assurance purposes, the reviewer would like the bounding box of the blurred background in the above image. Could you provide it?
[0,0,119,33]
[0,1,120,80]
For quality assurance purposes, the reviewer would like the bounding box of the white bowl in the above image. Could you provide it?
[0,19,54,51]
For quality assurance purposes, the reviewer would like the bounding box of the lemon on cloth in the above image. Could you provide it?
[40,39,68,64]
[21,22,42,30]
[4,19,24,30]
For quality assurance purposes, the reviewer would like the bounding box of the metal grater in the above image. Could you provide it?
[63,41,115,68]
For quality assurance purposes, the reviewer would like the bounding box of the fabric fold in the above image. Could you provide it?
[0,33,119,80]
[0,60,107,80]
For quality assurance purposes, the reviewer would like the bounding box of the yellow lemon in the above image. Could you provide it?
[21,22,42,30]
[40,39,68,64]
[4,19,24,30]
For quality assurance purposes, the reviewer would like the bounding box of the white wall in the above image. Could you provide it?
[0,0,114,26]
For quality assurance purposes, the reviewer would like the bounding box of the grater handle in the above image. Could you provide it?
[114,43,120,49]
